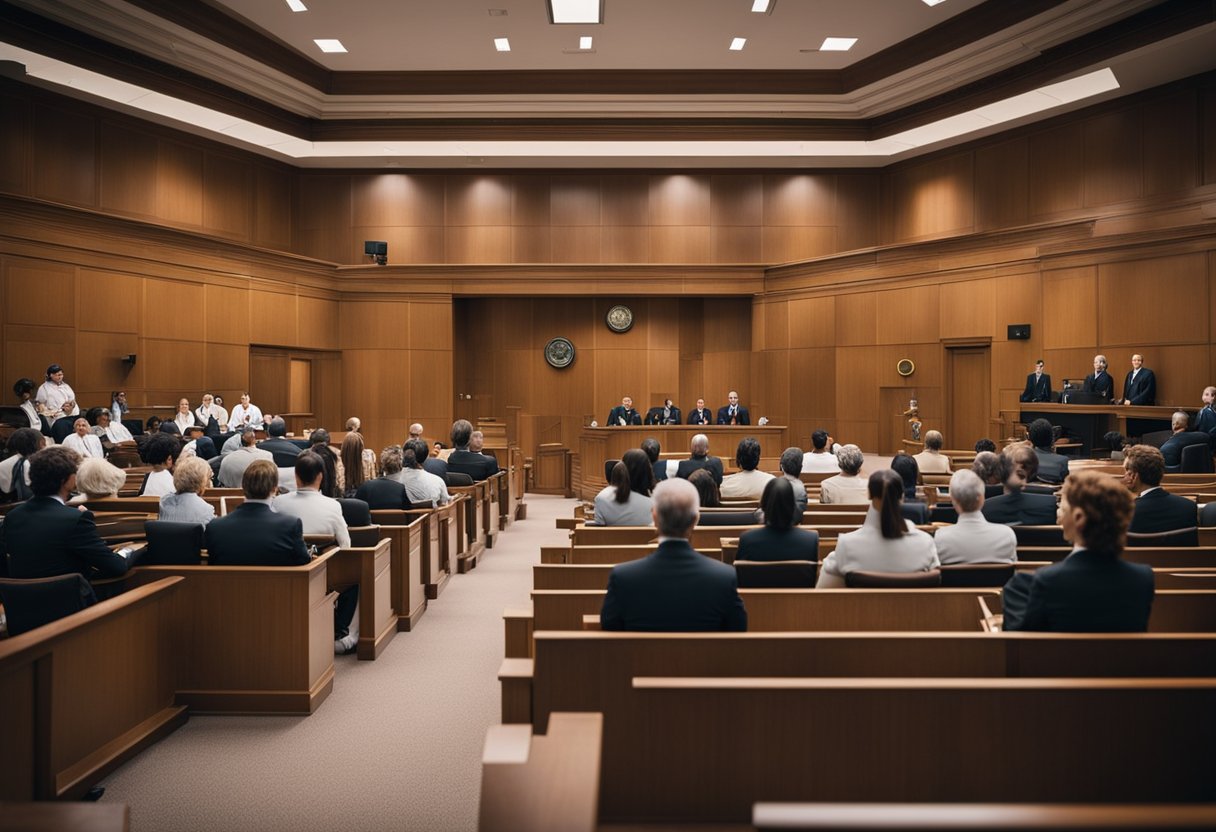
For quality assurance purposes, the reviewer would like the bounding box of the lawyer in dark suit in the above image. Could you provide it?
[0,446,129,580]
[1081,355,1115,401]
[205,459,309,567]
[1019,360,1052,403]
[606,396,642,427]
[446,419,500,481]
[715,391,749,425]
[644,400,681,425]
[675,434,724,485]
[1004,470,1153,632]
[601,477,747,632]
[1121,354,1156,406]
[737,478,818,563]
[258,418,305,468]
[1123,444,1198,535]
[686,398,712,426]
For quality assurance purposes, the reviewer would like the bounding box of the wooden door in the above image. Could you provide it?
[948,346,991,450]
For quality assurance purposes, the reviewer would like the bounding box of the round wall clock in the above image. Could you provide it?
[544,337,576,369]
[605,304,634,333]
[896,358,915,377]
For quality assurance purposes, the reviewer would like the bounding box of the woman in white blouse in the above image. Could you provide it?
[13,378,41,430]
[591,449,655,526]
[61,417,104,459]
[195,392,228,430]
[95,408,134,445]
[173,398,197,434]
[816,468,939,587]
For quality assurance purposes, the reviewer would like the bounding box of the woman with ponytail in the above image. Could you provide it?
[815,468,938,587]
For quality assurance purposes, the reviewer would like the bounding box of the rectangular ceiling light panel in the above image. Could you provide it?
[548,0,602,24]
[285,0,308,12]
[314,39,347,53]
[820,37,857,51]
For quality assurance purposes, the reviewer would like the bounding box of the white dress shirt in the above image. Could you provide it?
[800,451,840,473]
[62,432,104,459]
[174,412,196,433]
[818,473,870,505]
[142,469,175,498]
[912,450,952,474]
[196,404,229,428]
[104,422,134,443]
[719,469,774,500]
[228,403,264,431]
[0,454,30,494]
[393,467,450,507]
[275,489,351,547]
[36,380,78,417]
[19,400,40,429]
[817,507,940,586]
[933,510,1017,565]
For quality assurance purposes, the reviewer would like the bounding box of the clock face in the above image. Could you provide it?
[897,359,915,377]
[544,337,576,369]
[605,304,634,333]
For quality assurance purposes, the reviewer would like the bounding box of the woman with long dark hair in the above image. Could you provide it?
[591,448,655,526]
[736,477,818,562]
[815,468,937,587]
[340,432,368,498]
[308,429,342,498]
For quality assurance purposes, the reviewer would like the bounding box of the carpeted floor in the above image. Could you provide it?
[99,494,577,832]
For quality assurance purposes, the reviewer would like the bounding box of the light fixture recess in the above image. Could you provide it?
[547,0,603,24]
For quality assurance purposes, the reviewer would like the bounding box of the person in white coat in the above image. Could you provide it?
[933,469,1017,565]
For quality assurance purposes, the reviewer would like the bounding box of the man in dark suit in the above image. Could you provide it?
[257,418,304,468]
[408,425,448,478]
[205,459,309,567]
[0,446,130,581]
[716,391,749,425]
[1121,353,1156,406]
[1159,411,1211,470]
[1123,444,1198,536]
[1004,470,1153,632]
[446,419,498,481]
[355,445,412,510]
[601,477,747,631]
[981,447,1058,525]
[1081,354,1115,401]
[1019,359,1052,403]
[606,396,641,427]
[675,433,724,485]
[641,437,667,483]
[686,398,711,426]
[644,399,681,425]
[1026,418,1069,484]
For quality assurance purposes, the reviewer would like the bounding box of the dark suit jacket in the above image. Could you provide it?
[447,448,498,481]
[716,405,750,425]
[204,502,309,566]
[644,406,681,425]
[1081,371,1115,401]
[1020,372,1052,403]
[423,457,447,478]
[1195,405,1216,440]
[676,455,724,485]
[257,437,304,468]
[355,477,412,510]
[686,407,712,426]
[601,539,747,631]
[1130,488,1198,535]
[981,490,1058,525]
[1160,431,1211,469]
[652,459,667,482]
[1033,447,1070,484]
[1122,367,1156,405]
[606,406,641,426]
[0,496,129,579]
[1002,548,1154,632]
[736,526,819,563]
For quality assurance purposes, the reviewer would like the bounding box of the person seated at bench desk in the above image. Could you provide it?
[275,452,352,548]
[934,470,1017,565]
[737,477,817,563]
[982,446,1058,526]
[591,450,654,526]
[601,477,747,632]
[355,445,412,510]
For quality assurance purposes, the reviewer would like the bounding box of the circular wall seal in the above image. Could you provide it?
[605,304,634,333]
[544,337,576,369]
[896,358,915,377]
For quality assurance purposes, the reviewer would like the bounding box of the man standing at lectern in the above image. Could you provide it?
[1020,359,1052,403]
[716,391,750,426]
[607,396,641,427]
[1121,354,1156,406]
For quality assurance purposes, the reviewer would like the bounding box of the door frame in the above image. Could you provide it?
[943,337,992,450]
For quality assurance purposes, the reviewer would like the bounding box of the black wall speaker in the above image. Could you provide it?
[364,240,387,256]
[1008,324,1031,340]
[122,353,137,367]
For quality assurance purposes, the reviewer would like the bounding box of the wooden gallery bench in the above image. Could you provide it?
[124,551,339,714]
[325,537,397,660]
[449,480,496,559]
[373,504,458,599]
[371,512,427,632]
[0,577,187,800]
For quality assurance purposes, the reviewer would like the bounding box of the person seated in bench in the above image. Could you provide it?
[934,470,1016,565]
[1003,469,1153,632]
[800,429,840,473]
[395,439,451,507]
[890,453,928,525]
[1027,418,1069,485]
[686,468,721,508]
[0,445,129,581]
[275,452,352,548]
[816,469,939,588]
[217,428,272,490]
[205,460,309,567]
[158,456,216,526]
[141,432,182,497]
[981,445,1058,526]
[720,437,773,501]
[447,419,498,481]
[737,477,818,563]
[776,447,807,524]
[592,449,654,526]
[1122,444,1199,537]
[912,429,952,475]
[675,433,724,486]
[970,451,1007,499]
[355,445,412,510]
[819,444,869,505]
[71,456,127,502]
[601,477,747,632]
[0,427,42,502]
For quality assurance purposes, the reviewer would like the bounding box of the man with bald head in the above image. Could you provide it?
[675,433,723,485]
[600,478,747,632]
[716,391,749,426]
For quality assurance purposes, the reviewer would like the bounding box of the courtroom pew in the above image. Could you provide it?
[540,544,722,565]
[325,537,397,660]
[0,577,186,800]
[373,508,450,598]
[593,677,1216,821]
[449,481,493,558]
[371,513,427,632]
[0,803,131,831]
[123,551,339,714]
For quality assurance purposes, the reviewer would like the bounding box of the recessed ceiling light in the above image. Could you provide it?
[494,37,511,52]
[579,36,593,50]
[548,0,602,24]
[488,8,508,16]
[730,37,747,51]
[923,0,947,6]
[820,37,857,51]
[313,39,346,53]
[285,0,307,11]
[751,0,774,12]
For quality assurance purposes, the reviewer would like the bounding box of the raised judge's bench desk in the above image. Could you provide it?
[578,425,788,501]
[1008,404,1180,455]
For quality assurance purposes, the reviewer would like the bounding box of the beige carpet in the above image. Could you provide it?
[99,494,577,832]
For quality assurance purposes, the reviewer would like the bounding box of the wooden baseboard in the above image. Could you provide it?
[486,531,498,549]
[56,705,188,800]
[516,503,528,520]
[396,599,427,632]
[426,569,451,600]
[176,667,334,715]
[358,612,399,661]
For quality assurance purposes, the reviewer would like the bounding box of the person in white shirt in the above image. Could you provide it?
[95,409,134,445]
[141,433,181,497]
[195,392,228,431]
[816,469,940,587]
[111,390,129,425]
[227,392,264,432]
[933,469,1017,565]
[801,429,840,473]
[912,430,952,475]
[818,444,870,505]
[173,398,197,434]
[0,428,42,498]
[719,436,774,500]
[61,417,104,459]
[275,451,351,548]
[13,378,41,430]
[394,439,450,507]
[35,364,78,420]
